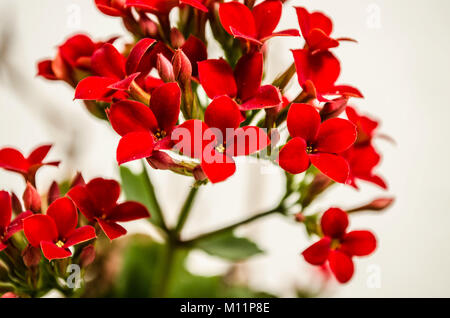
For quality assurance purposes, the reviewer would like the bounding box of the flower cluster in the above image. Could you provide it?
[0,0,394,297]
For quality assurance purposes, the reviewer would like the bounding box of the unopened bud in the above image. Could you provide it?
[172,49,192,85]
[71,172,85,188]
[22,245,41,268]
[80,245,96,268]
[23,183,41,213]
[320,97,348,121]
[170,28,185,49]
[348,197,395,213]
[146,151,176,170]
[193,165,207,181]
[11,192,23,215]
[138,14,159,38]
[47,181,60,206]
[156,54,175,83]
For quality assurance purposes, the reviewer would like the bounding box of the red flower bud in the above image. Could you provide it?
[22,245,41,268]
[11,192,23,215]
[47,181,60,206]
[23,183,41,213]
[80,244,96,268]
[146,151,176,170]
[320,98,348,121]
[156,53,175,83]
[170,28,186,49]
[348,197,395,213]
[71,172,86,188]
[172,49,192,84]
[193,165,207,182]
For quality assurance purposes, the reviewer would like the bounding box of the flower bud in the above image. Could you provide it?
[138,14,159,38]
[156,54,175,83]
[348,197,395,213]
[11,192,23,215]
[71,172,86,188]
[170,28,185,49]
[146,151,176,170]
[23,183,41,213]
[193,165,207,182]
[172,49,192,85]
[80,245,96,268]
[22,245,41,268]
[319,97,348,121]
[47,181,60,206]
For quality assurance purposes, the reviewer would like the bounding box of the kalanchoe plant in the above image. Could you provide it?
[0,0,393,298]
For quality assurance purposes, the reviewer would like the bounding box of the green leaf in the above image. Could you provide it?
[195,231,264,261]
[119,163,162,227]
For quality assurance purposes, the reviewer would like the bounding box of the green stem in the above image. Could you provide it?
[174,185,199,236]
[141,162,168,231]
[158,239,176,297]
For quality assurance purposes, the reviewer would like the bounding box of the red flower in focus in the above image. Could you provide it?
[125,0,207,15]
[0,191,32,252]
[108,82,181,164]
[219,1,299,46]
[302,208,376,283]
[68,178,150,240]
[198,52,282,111]
[278,103,356,183]
[74,38,156,101]
[0,145,60,184]
[95,0,127,16]
[172,96,270,183]
[23,198,96,260]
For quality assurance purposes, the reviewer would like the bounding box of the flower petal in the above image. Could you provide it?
[108,202,150,222]
[328,250,354,283]
[0,191,12,230]
[320,207,348,239]
[27,145,52,165]
[108,72,140,91]
[59,34,96,67]
[46,198,78,238]
[86,178,121,212]
[97,219,127,240]
[219,2,256,38]
[309,153,350,183]
[125,38,156,76]
[74,76,117,101]
[234,52,263,102]
[307,29,339,52]
[109,100,158,137]
[287,103,321,141]
[315,118,357,153]
[117,131,155,165]
[198,59,237,99]
[340,230,377,256]
[67,185,97,221]
[0,148,29,174]
[278,137,310,174]
[172,120,211,160]
[23,215,58,247]
[240,85,282,111]
[226,126,270,157]
[201,155,236,184]
[149,82,181,133]
[4,211,33,241]
[91,43,126,79]
[40,241,72,260]
[252,0,282,39]
[180,0,208,12]
[204,96,241,138]
[302,237,331,265]
[181,35,208,77]
[64,225,96,248]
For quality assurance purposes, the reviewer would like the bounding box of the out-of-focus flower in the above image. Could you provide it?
[125,0,207,15]
[23,198,96,260]
[67,178,150,240]
[302,208,376,283]
[278,103,356,183]
[95,0,127,17]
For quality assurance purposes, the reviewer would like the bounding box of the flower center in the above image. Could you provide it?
[154,129,167,140]
[330,239,341,250]
[215,144,225,153]
[306,145,315,154]
[55,240,65,248]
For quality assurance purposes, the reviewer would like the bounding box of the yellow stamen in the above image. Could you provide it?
[56,240,64,248]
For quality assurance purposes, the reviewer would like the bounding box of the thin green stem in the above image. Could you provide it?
[174,185,199,236]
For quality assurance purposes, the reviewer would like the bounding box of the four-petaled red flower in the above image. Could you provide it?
[219,0,299,46]
[302,208,377,283]
[278,103,356,183]
[198,52,282,111]
[23,198,96,260]
[0,145,60,184]
[108,82,181,165]
[74,38,156,101]
[125,0,207,15]
[172,96,270,183]
[0,191,32,252]
[68,178,150,240]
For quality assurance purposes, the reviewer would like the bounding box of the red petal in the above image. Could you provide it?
[40,241,72,260]
[180,0,208,12]
[95,0,125,16]
[0,242,6,252]
[315,118,356,153]
[320,208,348,239]
[108,202,150,222]
[67,185,97,221]
[0,148,29,174]
[108,73,140,91]
[328,250,354,283]
[229,27,262,45]
[74,76,117,100]
[0,191,12,230]
[240,85,282,111]
[287,103,321,141]
[307,29,339,52]
[150,82,181,133]
[27,144,52,165]
[4,211,33,241]
[260,29,300,42]
[226,126,270,157]
[340,230,377,256]
[97,219,127,240]
[109,100,158,137]
[117,131,155,165]
[181,35,208,77]
[204,96,241,139]
[201,154,236,184]
[59,34,96,67]
[310,11,333,36]
[329,85,364,98]
[252,0,282,39]
[172,119,211,160]
[91,43,126,79]
[125,38,156,77]
[23,215,58,247]
[46,198,78,238]
[198,59,237,99]
[309,153,349,183]
[219,2,256,38]
[278,137,310,174]
[302,237,331,265]
[37,60,57,80]
[234,52,263,102]
[64,225,96,248]
[125,0,177,14]
[86,178,121,212]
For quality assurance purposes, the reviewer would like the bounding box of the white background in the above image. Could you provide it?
[0,0,449,297]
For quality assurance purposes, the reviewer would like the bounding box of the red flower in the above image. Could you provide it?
[125,0,207,15]
[198,52,282,111]
[74,38,156,101]
[0,191,32,252]
[95,0,127,16]
[172,96,270,183]
[219,1,299,46]
[345,106,379,147]
[23,198,96,261]
[0,145,60,184]
[278,103,356,183]
[108,82,181,164]
[302,208,377,283]
[67,178,150,240]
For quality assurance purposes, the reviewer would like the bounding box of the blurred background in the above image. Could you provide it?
[0,0,449,297]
